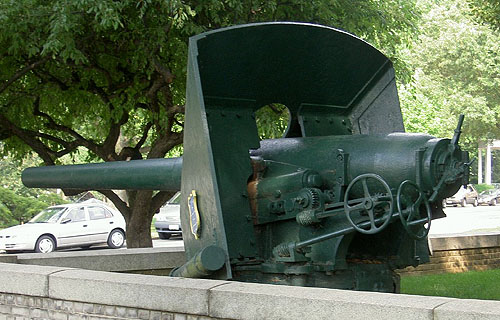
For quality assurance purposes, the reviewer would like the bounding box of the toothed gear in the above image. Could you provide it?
[305,188,321,209]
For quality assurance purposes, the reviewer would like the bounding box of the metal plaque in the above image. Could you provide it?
[188,190,201,239]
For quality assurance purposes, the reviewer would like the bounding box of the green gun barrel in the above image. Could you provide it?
[170,245,226,278]
[22,158,182,191]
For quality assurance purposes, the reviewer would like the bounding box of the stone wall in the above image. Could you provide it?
[1,262,500,320]
[0,293,192,320]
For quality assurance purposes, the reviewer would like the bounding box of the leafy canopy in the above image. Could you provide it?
[400,0,500,148]
[0,0,421,246]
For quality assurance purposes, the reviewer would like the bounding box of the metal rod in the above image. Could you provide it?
[294,212,400,250]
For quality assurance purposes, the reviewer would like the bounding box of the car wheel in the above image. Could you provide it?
[158,232,171,240]
[473,198,478,207]
[35,235,56,253]
[107,229,125,249]
[491,199,497,206]
[461,198,466,207]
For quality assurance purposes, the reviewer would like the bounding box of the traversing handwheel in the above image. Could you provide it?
[396,180,432,240]
[344,174,393,234]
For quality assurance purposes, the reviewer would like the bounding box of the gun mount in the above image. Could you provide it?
[22,23,469,292]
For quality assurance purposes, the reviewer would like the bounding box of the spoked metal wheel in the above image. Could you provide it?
[396,180,432,240]
[344,174,394,235]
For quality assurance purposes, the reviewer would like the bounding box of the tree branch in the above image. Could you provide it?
[0,56,50,94]
[32,69,70,91]
[33,100,101,155]
[150,191,177,217]
[147,131,183,159]
[97,190,131,220]
[153,58,174,84]
[0,114,56,165]
[136,122,152,150]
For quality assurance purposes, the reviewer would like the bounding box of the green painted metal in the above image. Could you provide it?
[21,23,470,293]
[169,245,226,278]
[22,158,182,191]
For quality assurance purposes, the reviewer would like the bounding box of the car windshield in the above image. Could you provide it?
[168,192,181,205]
[480,189,496,196]
[29,207,67,223]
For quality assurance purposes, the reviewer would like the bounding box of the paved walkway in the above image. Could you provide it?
[430,204,500,237]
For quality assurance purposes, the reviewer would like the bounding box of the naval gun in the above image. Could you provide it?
[22,23,469,292]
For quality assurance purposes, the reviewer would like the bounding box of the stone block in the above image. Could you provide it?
[161,312,174,320]
[435,299,500,320]
[0,305,11,315]
[48,309,68,320]
[16,247,186,272]
[0,255,17,264]
[10,306,30,317]
[138,309,150,320]
[115,307,127,318]
[0,263,70,297]
[430,234,500,251]
[49,270,229,316]
[30,308,49,319]
[104,306,115,316]
[209,282,453,320]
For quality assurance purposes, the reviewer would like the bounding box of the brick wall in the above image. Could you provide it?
[398,234,500,276]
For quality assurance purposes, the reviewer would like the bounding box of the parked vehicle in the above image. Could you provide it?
[478,189,500,206]
[443,184,478,207]
[0,199,126,253]
[154,192,181,240]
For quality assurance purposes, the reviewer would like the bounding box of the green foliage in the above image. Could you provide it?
[0,187,49,226]
[0,202,13,229]
[468,0,500,30]
[0,0,422,162]
[399,0,500,184]
[0,152,68,227]
[0,154,43,197]
[255,104,290,140]
[474,183,495,193]
[401,269,500,300]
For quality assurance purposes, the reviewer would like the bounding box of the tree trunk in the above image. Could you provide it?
[125,190,154,248]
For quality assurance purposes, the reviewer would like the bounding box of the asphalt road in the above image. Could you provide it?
[430,204,500,236]
[152,236,184,249]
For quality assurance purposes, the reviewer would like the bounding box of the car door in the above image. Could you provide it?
[86,206,115,243]
[56,206,92,247]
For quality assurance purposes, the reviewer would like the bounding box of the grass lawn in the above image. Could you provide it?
[400,269,500,300]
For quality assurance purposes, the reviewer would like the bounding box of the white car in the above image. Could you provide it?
[154,192,181,240]
[0,199,126,253]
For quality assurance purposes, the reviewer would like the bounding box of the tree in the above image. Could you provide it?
[399,0,500,175]
[0,0,420,248]
[0,187,55,227]
[468,0,500,29]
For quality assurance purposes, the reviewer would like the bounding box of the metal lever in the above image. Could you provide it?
[450,114,464,149]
